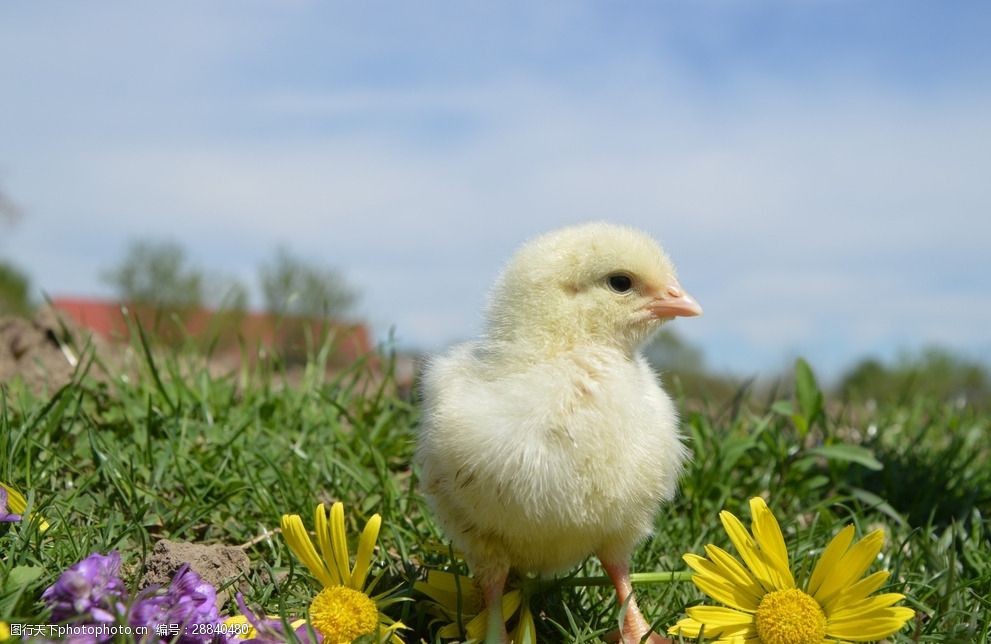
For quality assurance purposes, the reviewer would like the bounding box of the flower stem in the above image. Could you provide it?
[527,571,691,593]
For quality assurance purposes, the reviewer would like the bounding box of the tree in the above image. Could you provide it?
[643,328,707,374]
[206,274,250,312]
[101,240,204,309]
[259,247,356,319]
[0,261,31,316]
[258,247,358,364]
[100,240,206,346]
[0,183,31,316]
[642,328,744,404]
[839,347,990,408]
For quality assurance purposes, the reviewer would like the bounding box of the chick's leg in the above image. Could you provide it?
[599,558,671,644]
[481,567,509,644]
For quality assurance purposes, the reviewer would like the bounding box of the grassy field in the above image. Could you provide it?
[1,336,989,642]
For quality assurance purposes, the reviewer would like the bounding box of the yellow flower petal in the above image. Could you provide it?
[686,605,753,626]
[686,606,757,637]
[668,616,704,637]
[314,504,342,586]
[420,570,479,596]
[691,571,762,613]
[223,615,256,638]
[749,497,795,589]
[1,482,50,532]
[329,502,352,586]
[828,593,907,621]
[413,571,483,615]
[1,483,26,514]
[807,524,855,598]
[416,591,470,621]
[668,614,758,641]
[435,622,464,639]
[826,606,915,639]
[683,552,711,573]
[685,552,762,611]
[511,601,538,644]
[719,509,780,593]
[440,590,521,640]
[281,514,335,588]
[704,544,765,602]
[815,530,885,611]
[828,570,890,609]
[352,513,381,590]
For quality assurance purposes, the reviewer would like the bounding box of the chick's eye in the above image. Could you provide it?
[607,274,633,293]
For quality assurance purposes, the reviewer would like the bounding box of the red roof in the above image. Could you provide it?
[53,297,128,338]
[50,297,372,365]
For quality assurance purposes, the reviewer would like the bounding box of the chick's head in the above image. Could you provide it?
[485,222,701,355]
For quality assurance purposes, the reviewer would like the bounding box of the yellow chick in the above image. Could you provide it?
[417,222,701,643]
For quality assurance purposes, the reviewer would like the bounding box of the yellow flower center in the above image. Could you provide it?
[755,588,827,644]
[309,586,379,643]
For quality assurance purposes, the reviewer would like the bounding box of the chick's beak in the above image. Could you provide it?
[646,281,702,319]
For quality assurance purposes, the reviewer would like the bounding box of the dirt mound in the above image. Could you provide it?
[0,307,128,395]
[0,313,78,395]
[141,539,251,609]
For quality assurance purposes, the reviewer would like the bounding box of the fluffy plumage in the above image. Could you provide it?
[417,222,701,642]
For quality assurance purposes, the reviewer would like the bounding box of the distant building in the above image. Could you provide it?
[50,297,372,366]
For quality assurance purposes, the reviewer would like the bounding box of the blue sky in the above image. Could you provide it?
[1,1,989,380]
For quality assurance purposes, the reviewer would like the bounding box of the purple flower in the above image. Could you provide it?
[130,565,227,643]
[231,594,321,644]
[0,486,22,522]
[42,552,128,624]
[41,552,129,642]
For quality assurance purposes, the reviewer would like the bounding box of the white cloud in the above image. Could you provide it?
[1,4,989,378]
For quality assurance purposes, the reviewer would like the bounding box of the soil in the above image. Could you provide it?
[141,539,252,609]
[0,307,130,395]
[0,310,79,395]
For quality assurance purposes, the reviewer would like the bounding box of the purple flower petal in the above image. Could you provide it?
[42,552,128,631]
[130,565,227,643]
[0,487,22,522]
[229,594,321,644]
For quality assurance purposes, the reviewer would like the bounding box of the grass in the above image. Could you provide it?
[1,334,990,643]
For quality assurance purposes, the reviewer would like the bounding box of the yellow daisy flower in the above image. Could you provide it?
[415,569,536,642]
[669,497,915,643]
[1,481,50,531]
[281,502,406,643]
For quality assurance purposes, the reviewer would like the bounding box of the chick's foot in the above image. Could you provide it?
[481,569,509,644]
[600,558,671,644]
